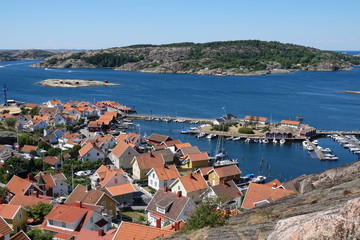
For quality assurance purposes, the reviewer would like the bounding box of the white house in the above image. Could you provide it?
[147,165,180,191]
[79,142,105,162]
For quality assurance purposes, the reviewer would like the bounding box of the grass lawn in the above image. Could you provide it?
[121,211,147,221]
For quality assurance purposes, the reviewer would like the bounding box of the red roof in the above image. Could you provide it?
[177,173,208,193]
[187,152,209,162]
[112,141,134,158]
[241,182,295,209]
[134,153,164,170]
[9,195,52,207]
[281,120,300,125]
[79,142,104,157]
[106,183,136,196]
[245,116,267,122]
[45,204,89,223]
[152,165,180,180]
[76,229,117,240]
[21,145,38,153]
[209,165,242,178]
[113,221,173,240]
[0,204,21,219]
[6,176,33,195]
[0,216,13,236]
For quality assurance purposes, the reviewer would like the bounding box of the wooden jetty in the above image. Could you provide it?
[307,140,326,160]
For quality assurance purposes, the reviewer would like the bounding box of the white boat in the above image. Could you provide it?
[196,132,206,138]
[206,134,217,139]
[213,158,238,167]
[321,148,332,153]
[245,138,250,143]
[312,140,318,145]
[280,139,285,145]
[307,145,314,151]
[262,138,269,144]
[325,156,339,161]
[232,137,241,141]
[252,175,267,183]
[273,138,277,144]
[215,150,227,159]
[226,136,234,140]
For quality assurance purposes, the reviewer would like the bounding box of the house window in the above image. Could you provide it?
[16,226,20,232]
[152,173,155,178]
[49,219,54,225]
[62,222,66,228]
[87,153,90,157]
[114,178,118,184]
[150,180,153,185]
[156,206,165,214]
[18,212,22,220]
[97,153,100,156]
[109,202,113,206]
[101,201,106,207]
[164,180,167,187]
[90,217,93,223]
[178,186,180,190]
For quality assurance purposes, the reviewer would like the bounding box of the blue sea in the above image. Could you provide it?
[0,59,359,182]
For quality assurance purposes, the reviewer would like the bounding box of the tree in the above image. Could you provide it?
[46,147,61,156]
[27,229,53,240]
[68,145,81,158]
[4,117,16,127]
[1,109,9,114]
[0,186,9,203]
[38,141,51,150]
[29,106,40,116]
[185,198,228,231]
[18,134,35,146]
[27,202,53,223]
[3,157,29,176]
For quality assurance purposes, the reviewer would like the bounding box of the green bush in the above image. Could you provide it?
[211,124,229,132]
[238,127,254,134]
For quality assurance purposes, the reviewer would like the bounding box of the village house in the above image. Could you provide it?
[116,132,145,148]
[181,152,210,169]
[178,146,200,157]
[20,145,39,155]
[110,141,140,169]
[281,120,300,128]
[43,156,62,170]
[152,149,175,164]
[76,228,117,240]
[8,231,30,240]
[147,165,180,191]
[79,142,105,162]
[207,165,242,186]
[161,140,182,153]
[90,165,129,189]
[0,204,28,233]
[9,194,54,207]
[104,182,136,207]
[169,173,208,203]
[88,121,105,132]
[41,202,112,239]
[201,180,242,209]
[244,116,269,125]
[213,114,238,125]
[34,172,68,197]
[27,119,48,131]
[40,128,67,144]
[93,134,117,150]
[0,216,13,240]
[147,133,172,146]
[0,145,14,163]
[6,175,45,198]
[131,153,165,180]
[112,221,175,240]
[39,107,62,118]
[241,179,295,209]
[46,99,62,108]
[65,185,118,219]
[146,188,196,228]
[195,166,214,181]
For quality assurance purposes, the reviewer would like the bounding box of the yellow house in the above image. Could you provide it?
[182,152,209,169]
[169,173,208,203]
[131,153,165,180]
[65,184,118,218]
[0,204,28,233]
[207,165,242,186]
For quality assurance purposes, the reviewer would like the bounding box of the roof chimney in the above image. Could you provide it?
[98,229,105,237]
[156,218,161,228]
[174,221,180,231]
[76,201,82,208]
[221,177,227,186]
[225,207,230,215]
[177,191,182,198]
[272,183,277,189]
[27,173,32,181]
[188,173,194,179]
[0,198,3,204]
[33,191,39,198]
[164,186,168,193]
[86,185,92,192]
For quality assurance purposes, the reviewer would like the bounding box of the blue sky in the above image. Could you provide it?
[1,0,360,50]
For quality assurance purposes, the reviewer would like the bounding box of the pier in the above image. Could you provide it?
[125,114,214,124]
[339,134,360,151]
[316,131,360,137]
[307,141,326,160]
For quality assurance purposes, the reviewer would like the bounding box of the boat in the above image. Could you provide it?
[215,150,227,159]
[321,148,332,153]
[302,140,309,147]
[252,175,267,183]
[181,129,190,134]
[196,132,206,138]
[253,138,259,143]
[325,156,339,161]
[273,138,277,144]
[232,137,241,141]
[280,139,286,145]
[226,136,234,140]
[262,138,269,144]
[245,138,251,143]
[190,126,199,130]
[307,145,314,151]
[163,118,171,122]
[206,134,217,139]
[213,158,238,167]
[312,140,318,145]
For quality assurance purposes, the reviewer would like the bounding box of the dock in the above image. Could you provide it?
[339,134,360,150]
[307,141,326,160]
[124,114,214,124]
[317,131,360,137]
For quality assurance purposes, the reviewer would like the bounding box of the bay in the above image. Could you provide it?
[0,60,359,181]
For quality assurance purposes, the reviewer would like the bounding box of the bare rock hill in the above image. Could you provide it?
[163,160,360,240]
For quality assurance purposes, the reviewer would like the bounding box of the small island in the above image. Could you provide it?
[341,90,360,95]
[37,79,120,88]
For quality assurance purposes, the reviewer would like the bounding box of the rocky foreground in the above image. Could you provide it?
[37,79,119,88]
[163,161,360,240]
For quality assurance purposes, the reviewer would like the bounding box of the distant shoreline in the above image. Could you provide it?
[37,79,120,88]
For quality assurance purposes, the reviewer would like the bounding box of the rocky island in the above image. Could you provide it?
[37,79,119,88]
[32,40,360,76]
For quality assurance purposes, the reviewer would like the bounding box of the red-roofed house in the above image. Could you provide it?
[9,194,54,207]
[281,120,300,128]
[241,181,295,209]
[0,204,29,233]
[113,221,174,240]
[0,215,13,240]
[147,165,180,191]
[207,165,242,186]
[20,145,39,155]
[41,202,111,238]
[90,165,128,189]
[182,152,210,169]
[146,189,196,228]
[201,180,242,208]
[131,153,165,180]
[169,173,208,203]
[245,116,268,125]
[46,99,62,108]
[79,142,105,162]
[105,183,136,207]
[110,141,139,169]
[6,175,45,197]
[34,172,68,197]
[76,228,117,240]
